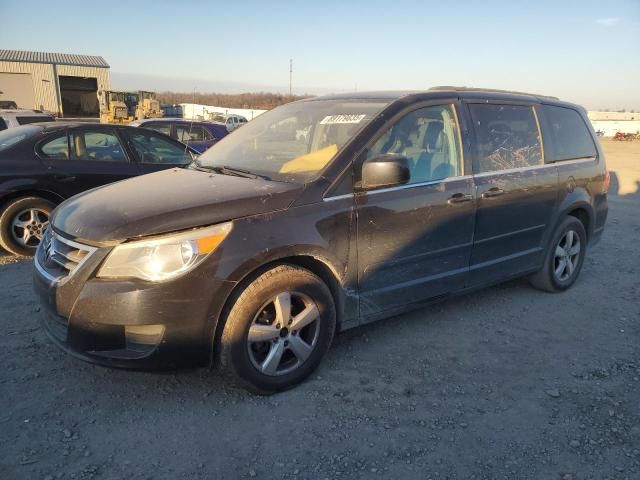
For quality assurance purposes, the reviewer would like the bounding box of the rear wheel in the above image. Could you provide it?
[219,264,336,394]
[529,216,587,293]
[0,197,55,256]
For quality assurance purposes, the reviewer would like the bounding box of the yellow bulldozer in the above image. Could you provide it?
[133,91,163,120]
[98,90,133,124]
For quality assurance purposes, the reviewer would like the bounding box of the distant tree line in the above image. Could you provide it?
[156,91,313,110]
[597,108,636,113]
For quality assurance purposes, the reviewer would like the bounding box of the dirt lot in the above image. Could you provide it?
[1,141,639,480]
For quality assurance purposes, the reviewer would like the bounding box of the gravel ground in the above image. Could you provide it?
[1,138,639,479]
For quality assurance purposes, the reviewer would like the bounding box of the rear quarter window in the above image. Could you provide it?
[540,105,597,161]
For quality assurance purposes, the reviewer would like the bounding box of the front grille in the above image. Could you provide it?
[35,229,96,283]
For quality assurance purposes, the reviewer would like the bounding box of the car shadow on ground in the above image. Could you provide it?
[44,275,536,402]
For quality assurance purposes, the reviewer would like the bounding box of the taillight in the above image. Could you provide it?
[603,170,611,193]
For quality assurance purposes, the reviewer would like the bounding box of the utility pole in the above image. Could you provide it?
[289,58,293,97]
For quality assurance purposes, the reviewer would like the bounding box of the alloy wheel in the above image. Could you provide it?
[247,291,320,376]
[553,229,581,282]
[11,208,49,247]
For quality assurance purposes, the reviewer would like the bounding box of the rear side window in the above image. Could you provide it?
[70,130,127,162]
[541,105,597,161]
[40,134,69,160]
[176,124,205,142]
[17,115,55,125]
[469,104,543,173]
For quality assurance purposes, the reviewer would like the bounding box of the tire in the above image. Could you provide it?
[219,264,336,394]
[529,216,587,293]
[0,197,55,256]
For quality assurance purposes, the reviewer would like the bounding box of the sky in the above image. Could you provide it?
[1,0,639,110]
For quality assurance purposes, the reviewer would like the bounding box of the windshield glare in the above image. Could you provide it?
[197,100,389,182]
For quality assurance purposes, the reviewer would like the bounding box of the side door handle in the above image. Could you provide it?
[54,175,77,183]
[481,187,505,199]
[448,192,473,204]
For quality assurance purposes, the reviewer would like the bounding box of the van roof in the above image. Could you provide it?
[306,87,576,108]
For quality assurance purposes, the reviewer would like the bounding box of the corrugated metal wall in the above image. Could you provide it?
[0,61,56,111]
[0,61,110,115]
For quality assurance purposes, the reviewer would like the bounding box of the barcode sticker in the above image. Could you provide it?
[320,114,367,125]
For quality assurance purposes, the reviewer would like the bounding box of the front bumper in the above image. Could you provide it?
[33,231,235,369]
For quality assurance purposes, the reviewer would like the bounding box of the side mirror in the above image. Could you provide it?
[361,154,410,190]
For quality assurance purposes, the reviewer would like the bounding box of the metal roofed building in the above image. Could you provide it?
[0,49,111,118]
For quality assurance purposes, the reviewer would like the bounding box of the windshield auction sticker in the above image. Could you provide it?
[320,114,367,125]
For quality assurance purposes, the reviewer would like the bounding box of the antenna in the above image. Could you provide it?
[289,58,293,96]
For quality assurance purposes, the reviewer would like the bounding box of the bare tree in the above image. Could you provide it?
[156,91,312,110]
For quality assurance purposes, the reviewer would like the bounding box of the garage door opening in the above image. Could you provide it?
[59,76,99,118]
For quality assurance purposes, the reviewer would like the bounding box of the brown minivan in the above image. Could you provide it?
[33,87,608,393]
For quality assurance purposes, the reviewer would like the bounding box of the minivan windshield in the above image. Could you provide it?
[196,99,389,183]
[0,125,41,152]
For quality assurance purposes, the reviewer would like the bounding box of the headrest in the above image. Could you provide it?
[424,122,443,151]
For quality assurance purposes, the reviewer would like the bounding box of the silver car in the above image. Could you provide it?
[0,109,56,130]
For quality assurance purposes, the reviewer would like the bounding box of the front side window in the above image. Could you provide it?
[70,130,127,162]
[541,105,597,161]
[127,130,193,165]
[469,104,543,173]
[366,104,463,184]
[40,134,69,160]
[197,100,389,183]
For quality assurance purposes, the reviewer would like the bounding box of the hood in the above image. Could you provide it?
[52,168,303,244]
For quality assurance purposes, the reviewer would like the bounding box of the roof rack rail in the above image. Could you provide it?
[428,86,559,100]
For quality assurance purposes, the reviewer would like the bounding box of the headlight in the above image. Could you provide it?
[97,222,232,282]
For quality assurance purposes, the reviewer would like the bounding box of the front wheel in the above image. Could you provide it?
[529,216,587,293]
[219,264,336,394]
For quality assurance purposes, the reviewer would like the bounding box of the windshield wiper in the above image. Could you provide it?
[212,165,259,179]
[189,161,271,180]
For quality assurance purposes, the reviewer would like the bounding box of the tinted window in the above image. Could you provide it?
[542,105,597,161]
[127,130,192,165]
[469,104,542,173]
[0,118,7,131]
[176,124,205,142]
[40,135,69,160]
[367,104,463,184]
[143,122,172,136]
[16,115,55,125]
[70,130,127,162]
